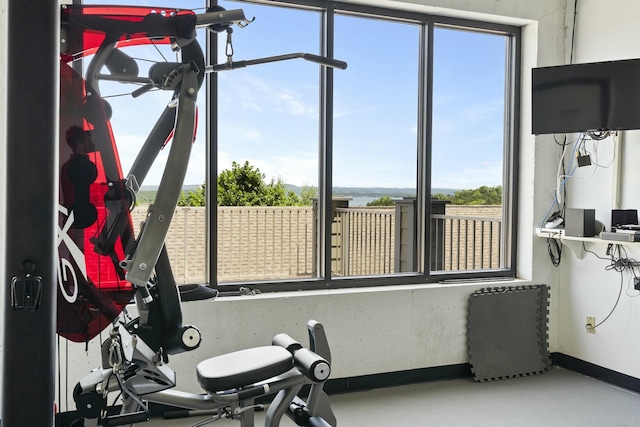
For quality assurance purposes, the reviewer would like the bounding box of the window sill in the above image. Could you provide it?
[213,277,532,301]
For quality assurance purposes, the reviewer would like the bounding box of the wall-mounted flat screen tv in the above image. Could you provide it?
[532,58,640,134]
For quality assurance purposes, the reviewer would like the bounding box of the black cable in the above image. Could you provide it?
[593,269,623,329]
[560,136,569,218]
[544,134,568,230]
[570,0,578,64]
[543,134,568,267]
[604,245,640,273]
[114,370,150,418]
[581,242,609,260]
[547,238,561,267]
[553,133,567,146]
[587,130,610,141]
[581,243,636,330]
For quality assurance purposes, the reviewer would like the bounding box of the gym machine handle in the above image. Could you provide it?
[273,333,331,382]
[294,348,331,382]
[272,332,303,353]
[207,53,347,73]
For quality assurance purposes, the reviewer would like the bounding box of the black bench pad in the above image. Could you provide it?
[197,346,294,393]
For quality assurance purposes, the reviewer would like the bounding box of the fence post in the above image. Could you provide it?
[394,198,416,272]
[430,199,449,271]
[312,197,350,277]
[394,198,449,272]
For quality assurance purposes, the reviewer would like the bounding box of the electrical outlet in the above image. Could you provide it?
[586,316,596,334]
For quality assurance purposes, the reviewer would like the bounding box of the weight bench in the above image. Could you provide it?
[74,320,336,427]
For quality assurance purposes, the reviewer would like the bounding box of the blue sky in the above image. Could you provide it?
[85,0,506,192]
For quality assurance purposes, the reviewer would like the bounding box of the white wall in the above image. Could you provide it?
[58,282,511,401]
[552,0,640,379]
[52,0,572,409]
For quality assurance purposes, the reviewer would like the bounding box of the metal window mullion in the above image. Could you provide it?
[481,221,485,269]
[418,22,433,278]
[504,30,521,272]
[320,5,335,282]
[207,0,219,286]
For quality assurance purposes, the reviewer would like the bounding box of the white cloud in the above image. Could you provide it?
[221,73,318,118]
[432,160,503,189]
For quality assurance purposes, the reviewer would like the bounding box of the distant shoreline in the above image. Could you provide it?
[140,185,457,198]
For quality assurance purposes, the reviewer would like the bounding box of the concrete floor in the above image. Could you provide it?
[148,367,640,427]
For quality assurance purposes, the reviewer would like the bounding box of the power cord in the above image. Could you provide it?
[591,269,623,330]
[541,133,575,229]
[581,243,638,330]
[547,237,562,267]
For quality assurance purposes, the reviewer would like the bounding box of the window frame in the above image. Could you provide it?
[207,0,521,292]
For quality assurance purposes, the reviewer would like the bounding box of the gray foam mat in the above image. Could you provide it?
[467,285,550,382]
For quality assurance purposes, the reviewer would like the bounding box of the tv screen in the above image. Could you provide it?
[532,58,640,134]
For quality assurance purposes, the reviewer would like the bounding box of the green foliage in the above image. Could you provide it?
[264,176,303,206]
[299,184,317,205]
[178,184,206,207]
[217,161,266,206]
[164,173,500,208]
[367,196,395,206]
[172,160,317,207]
[136,190,157,204]
[432,185,502,205]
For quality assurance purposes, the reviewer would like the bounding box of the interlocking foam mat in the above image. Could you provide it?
[467,285,550,382]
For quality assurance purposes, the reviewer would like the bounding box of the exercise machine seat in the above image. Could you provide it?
[197,346,293,393]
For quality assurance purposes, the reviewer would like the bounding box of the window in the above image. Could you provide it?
[212,1,519,290]
[333,15,419,277]
[430,26,513,274]
[216,2,321,282]
[82,0,520,290]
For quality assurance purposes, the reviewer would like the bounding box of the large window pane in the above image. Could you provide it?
[431,27,507,272]
[217,2,321,282]
[333,15,420,277]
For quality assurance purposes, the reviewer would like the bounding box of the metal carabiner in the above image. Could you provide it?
[225,28,234,64]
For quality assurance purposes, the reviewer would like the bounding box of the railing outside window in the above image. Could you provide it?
[433,212,502,271]
[335,207,396,276]
[133,203,502,284]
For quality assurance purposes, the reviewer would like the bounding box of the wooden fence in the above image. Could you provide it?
[130,204,502,284]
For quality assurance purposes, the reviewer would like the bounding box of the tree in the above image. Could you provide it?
[433,185,502,205]
[217,161,266,206]
[299,184,317,205]
[178,183,206,207]
[367,196,394,206]
[209,160,316,207]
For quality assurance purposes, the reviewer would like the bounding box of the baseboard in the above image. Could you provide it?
[551,352,640,394]
[324,363,473,394]
[324,352,640,395]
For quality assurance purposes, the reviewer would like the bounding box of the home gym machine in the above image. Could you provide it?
[58,5,346,427]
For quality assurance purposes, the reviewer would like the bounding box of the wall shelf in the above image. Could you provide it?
[535,228,639,259]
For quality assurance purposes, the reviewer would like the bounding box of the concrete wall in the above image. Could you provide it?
[2,0,582,414]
